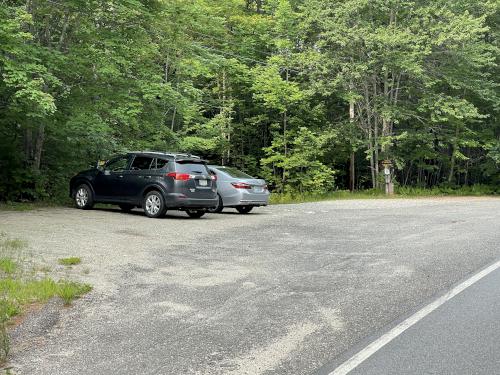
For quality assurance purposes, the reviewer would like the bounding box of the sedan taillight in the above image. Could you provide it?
[231,182,252,189]
[166,172,191,181]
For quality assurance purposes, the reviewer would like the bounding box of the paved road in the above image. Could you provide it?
[1,198,499,375]
[347,267,500,375]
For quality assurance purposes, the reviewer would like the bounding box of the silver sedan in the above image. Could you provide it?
[207,165,270,214]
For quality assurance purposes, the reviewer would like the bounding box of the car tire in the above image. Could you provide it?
[74,184,94,210]
[236,206,253,214]
[186,209,206,219]
[143,191,166,218]
[207,194,223,213]
[119,204,134,212]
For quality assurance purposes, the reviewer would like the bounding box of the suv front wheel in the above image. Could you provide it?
[143,191,166,218]
[75,184,94,210]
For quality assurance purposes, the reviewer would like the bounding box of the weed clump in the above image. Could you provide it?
[58,257,82,266]
[0,235,91,363]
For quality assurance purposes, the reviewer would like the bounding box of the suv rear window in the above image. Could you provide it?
[175,161,208,175]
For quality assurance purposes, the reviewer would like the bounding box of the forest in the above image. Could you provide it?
[0,0,499,201]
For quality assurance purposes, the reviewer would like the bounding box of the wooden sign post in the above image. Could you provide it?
[382,160,394,195]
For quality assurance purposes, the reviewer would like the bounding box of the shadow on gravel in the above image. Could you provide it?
[93,207,268,219]
[92,208,212,220]
[215,211,267,216]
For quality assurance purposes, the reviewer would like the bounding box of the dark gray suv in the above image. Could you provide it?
[69,152,217,218]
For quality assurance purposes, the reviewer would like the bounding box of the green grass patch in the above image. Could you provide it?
[270,189,388,204]
[0,259,16,275]
[57,281,92,305]
[0,201,63,212]
[270,185,498,204]
[58,257,82,266]
[0,278,92,318]
[0,238,27,252]
[0,234,92,363]
[0,276,91,362]
[396,184,499,196]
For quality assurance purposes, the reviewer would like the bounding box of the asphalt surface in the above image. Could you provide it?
[1,198,499,375]
[348,267,500,375]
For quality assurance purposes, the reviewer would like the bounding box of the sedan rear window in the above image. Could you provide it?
[218,167,253,179]
[175,162,208,174]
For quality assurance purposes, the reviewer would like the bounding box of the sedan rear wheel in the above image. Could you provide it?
[236,206,253,214]
[143,191,166,218]
[75,184,94,210]
[207,194,223,213]
[186,209,206,219]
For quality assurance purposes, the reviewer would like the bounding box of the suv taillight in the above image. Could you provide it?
[166,172,191,181]
[231,182,251,189]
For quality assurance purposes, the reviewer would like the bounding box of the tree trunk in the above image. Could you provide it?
[171,107,176,131]
[448,125,460,184]
[24,128,33,165]
[373,117,380,188]
[368,129,376,189]
[349,151,355,192]
[282,68,289,186]
[33,125,45,172]
[349,93,355,191]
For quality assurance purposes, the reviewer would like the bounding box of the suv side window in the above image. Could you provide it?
[105,156,129,172]
[130,156,154,170]
[153,158,170,170]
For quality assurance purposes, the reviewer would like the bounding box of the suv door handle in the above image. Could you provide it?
[144,176,152,179]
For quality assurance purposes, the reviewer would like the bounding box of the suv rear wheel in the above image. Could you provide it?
[143,191,166,218]
[75,184,94,210]
[186,209,206,218]
[236,206,253,214]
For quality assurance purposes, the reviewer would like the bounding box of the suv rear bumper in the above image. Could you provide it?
[165,194,218,209]
[239,200,268,206]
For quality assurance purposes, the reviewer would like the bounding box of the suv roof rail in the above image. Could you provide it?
[128,150,168,155]
[174,153,201,159]
[127,151,201,159]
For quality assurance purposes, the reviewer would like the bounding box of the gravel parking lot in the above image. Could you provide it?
[1,198,500,375]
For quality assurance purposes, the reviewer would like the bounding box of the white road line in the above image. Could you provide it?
[329,259,500,375]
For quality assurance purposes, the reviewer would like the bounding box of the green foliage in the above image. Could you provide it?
[0,0,498,200]
[262,127,335,194]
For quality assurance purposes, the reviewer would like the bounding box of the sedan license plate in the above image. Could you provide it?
[253,186,264,193]
[198,179,208,186]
